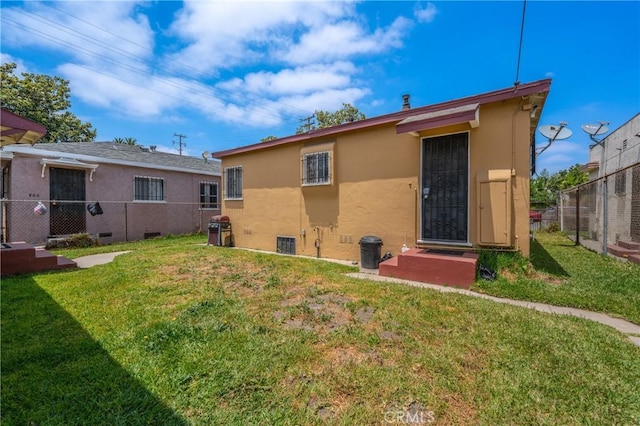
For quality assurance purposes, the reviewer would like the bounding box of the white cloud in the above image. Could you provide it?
[414,2,437,24]
[2,1,414,130]
[166,1,354,73]
[226,62,357,97]
[280,17,413,65]
[2,2,154,68]
[166,1,412,71]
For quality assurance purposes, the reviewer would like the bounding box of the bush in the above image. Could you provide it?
[45,233,100,249]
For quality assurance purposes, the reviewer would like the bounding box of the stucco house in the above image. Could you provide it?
[1,142,221,245]
[212,79,551,286]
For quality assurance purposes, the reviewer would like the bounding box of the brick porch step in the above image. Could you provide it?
[379,248,478,289]
[608,244,639,258]
[618,241,640,251]
[1,242,77,276]
[628,254,640,265]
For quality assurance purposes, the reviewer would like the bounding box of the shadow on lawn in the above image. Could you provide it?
[1,275,186,425]
[530,238,569,277]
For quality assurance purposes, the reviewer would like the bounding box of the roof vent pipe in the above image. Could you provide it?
[402,94,411,110]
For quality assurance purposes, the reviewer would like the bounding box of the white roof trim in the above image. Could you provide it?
[40,157,99,181]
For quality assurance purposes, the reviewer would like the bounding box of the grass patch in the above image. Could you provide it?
[474,231,640,324]
[2,235,640,424]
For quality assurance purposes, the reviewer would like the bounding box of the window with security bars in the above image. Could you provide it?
[276,236,296,254]
[134,176,165,201]
[615,172,626,196]
[302,151,330,185]
[200,182,218,208]
[224,166,243,200]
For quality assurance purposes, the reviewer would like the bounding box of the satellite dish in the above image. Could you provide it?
[202,151,210,163]
[539,123,572,141]
[581,121,609,147]
[582,122,609,136]
[536,122,572,157]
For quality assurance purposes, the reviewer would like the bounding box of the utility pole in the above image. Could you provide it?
[300,115,315,133]
[173,133,187,155]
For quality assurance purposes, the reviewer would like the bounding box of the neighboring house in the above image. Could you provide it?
[212,79,551,266]
[583,113,640,178]
[0,142,221,244]
[580,113,640,247]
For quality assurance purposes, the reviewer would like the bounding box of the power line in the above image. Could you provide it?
[514,0,527,88]
[4,5,312,122]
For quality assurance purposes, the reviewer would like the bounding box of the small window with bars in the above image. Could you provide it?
[614,172,626,196]
[224,166,243,200]
[276,236,296,255]
[134,176,165,201]
[200,182,218,209]
[302,151,330,186]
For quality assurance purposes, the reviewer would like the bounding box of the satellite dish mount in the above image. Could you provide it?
[202,151,211,163]
[537,122,572,157]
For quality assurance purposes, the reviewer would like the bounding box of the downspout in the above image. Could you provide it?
[511,103,526,248]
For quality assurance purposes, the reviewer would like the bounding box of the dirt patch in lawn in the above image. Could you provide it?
[501,268,568,286]
[273,292,357,332]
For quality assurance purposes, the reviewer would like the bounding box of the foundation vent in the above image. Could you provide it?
[276,236,296,255]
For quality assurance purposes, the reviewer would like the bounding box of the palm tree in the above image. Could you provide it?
[113,137,137,145]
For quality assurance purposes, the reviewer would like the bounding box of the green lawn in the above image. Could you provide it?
[474,231,640,324]
[2,235,639,424]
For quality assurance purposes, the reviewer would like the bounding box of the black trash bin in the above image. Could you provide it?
[359,235,383,269]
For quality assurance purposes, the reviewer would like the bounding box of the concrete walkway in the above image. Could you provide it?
[348,272,640,347]
[73,251,131,268]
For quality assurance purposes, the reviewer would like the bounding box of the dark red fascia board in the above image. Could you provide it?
[396,105,479,134]
[212,78,551,159]
[0,108,47,135]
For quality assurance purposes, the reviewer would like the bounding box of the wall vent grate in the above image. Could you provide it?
[276,236,296,255]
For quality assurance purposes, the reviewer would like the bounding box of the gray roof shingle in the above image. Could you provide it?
[8,142,221,175]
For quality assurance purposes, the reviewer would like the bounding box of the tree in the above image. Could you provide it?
[0,62,96,143]
[113,137,137,145]
[531,164,588,205]
[296,103,365,134]
[261,135,278,143]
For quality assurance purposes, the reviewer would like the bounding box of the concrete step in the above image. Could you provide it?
[608,245,639,258]
[379,248,478,289]
[618,241,640,251]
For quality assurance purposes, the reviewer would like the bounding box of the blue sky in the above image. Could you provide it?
[1,1,638,174]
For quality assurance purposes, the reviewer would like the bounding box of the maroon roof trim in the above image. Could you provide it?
[212,79,551,158]
[1,108,47,135]
[396,103,479,134]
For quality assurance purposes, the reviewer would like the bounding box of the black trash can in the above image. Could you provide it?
[359,235,383,269]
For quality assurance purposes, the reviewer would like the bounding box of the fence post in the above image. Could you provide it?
[124,202,128,242]
[602,177,608,256]
[0,199,4,243]
[575,187,580,246]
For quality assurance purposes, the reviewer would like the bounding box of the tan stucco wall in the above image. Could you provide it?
[222,98,533,260]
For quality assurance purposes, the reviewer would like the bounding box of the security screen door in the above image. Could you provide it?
[421,133,469,243]
[50,167,86,236]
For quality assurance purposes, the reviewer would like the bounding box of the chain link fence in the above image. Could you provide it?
[0,199,219,245]
[558,163,640,255]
